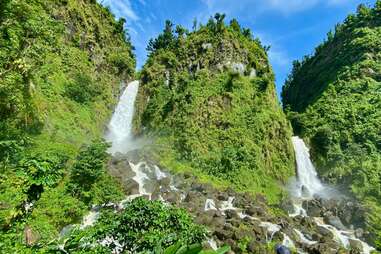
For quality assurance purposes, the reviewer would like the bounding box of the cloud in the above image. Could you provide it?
[101,0,139,21]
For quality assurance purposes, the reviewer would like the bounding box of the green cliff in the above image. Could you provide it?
[282,1,381,247]
[134,16,295,203]
[0,0,135,251]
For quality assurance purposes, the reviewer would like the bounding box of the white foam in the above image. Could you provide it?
[260,222,281,242]
[220,197,236,211]
[205,199,217,211]
[282,233,296,249]
[106,81,140,154]
[207,238,218,250]
[80,210,99,229]
[294,229,317,245]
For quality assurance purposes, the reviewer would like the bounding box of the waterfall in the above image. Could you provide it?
[106,80,139,154]
[290,137,375,253]
[291,136,324,198]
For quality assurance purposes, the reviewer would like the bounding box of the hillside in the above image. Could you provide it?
[0,0,135,251]
[282,2,381,247]
[134,16,295,203]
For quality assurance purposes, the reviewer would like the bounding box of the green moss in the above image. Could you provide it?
[282,1,381,248]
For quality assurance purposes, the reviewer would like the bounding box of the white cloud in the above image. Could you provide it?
[102,0,139,21]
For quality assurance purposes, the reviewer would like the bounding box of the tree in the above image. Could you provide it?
[214,13,226,31]
[242,28,252,39]
[146,20,175,54]
[192,18,198,31]
[230,18,241,33]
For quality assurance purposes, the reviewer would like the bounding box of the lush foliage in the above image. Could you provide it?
[47,197,207,253]
[135,15,295,203]
[0,0,135,251]
[162,242,230,254]
[282,1,381,248]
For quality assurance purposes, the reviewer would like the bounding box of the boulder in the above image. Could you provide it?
[349,239,363,253]
[231,62,245,75]
[324,215,346,231]
[123,179,139,195]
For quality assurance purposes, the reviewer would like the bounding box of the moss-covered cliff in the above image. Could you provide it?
[0,0,135,251]
[134,16,295,203]
[282,2,381,247]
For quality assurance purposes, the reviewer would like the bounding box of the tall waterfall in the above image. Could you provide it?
[290,136,375,253]
[106,80,139,154]
[291,136,324,198]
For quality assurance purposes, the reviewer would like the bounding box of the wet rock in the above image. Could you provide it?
[324,215,346,231]
[123,179,139,195]
[354,228,364,238]
[280,198,294,214]
[24,226,40,246]
[214,229,233,240]
[316,226,334,239]
[349,239,363,252]
[217,192,229,201]
[162,192,179,204]
[246,206,265,217]
[225,210,239,220]
[303,199,322,217]
[307,244,337,254]
[195,212,215,225]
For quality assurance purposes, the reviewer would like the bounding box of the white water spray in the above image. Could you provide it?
[106,81,140,154]
[291,136,324,198]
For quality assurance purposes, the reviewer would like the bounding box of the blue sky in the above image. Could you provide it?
[100,0,375,97]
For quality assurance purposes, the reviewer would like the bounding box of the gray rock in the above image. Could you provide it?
[324,215,347,231]
[231,62,245,75]
[202,43,213,50]
[355,228,364,238]
[124,179,139,195]
[349,238,363,252]
[249,68,257,78]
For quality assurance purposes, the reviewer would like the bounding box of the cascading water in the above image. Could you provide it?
[106,80,140,154]
[291,136,324,198]
[290,136,375,253]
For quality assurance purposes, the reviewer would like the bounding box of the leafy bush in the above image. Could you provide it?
[64,73,100,104]
[68,140,109,202]
[58,197,206,253]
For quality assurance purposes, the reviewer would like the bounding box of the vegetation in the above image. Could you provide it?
[134,15,295,203]
[282,1,381,248]
[0,0,135,251]
[45,197,208,253]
